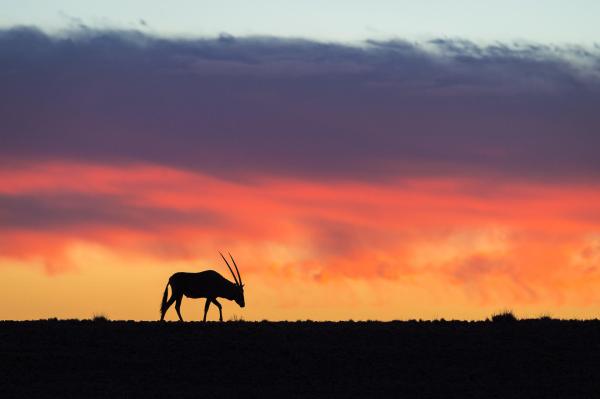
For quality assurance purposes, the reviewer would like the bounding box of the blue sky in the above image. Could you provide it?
[1,0,599,44]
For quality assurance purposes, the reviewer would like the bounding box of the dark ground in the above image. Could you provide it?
[1,319,600,398]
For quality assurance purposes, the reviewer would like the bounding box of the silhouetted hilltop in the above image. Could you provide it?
[1,319,599,398]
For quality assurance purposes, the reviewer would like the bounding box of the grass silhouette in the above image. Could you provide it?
[227,314,245,322]
[491,310,518,322]
[537,313,553,321]
[92,313,110,322]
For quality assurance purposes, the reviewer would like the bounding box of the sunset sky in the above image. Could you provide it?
[1,1,600,321]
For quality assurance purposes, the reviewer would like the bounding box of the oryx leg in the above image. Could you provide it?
[160,295,177,321]
[203,298,211,322]
[211,299,223,322]
[174,295,184,322]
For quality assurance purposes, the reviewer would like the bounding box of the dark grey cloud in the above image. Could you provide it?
[1,27,599,182]
[0,192,222,231]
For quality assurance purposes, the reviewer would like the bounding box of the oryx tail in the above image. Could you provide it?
[160,281,170,316]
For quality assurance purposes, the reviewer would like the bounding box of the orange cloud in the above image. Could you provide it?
[2,161,600,320]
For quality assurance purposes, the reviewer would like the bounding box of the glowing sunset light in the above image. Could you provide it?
[7,5,600,399]
[1,159,600,320]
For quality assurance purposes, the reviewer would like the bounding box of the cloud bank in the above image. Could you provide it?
[1,27,599,182]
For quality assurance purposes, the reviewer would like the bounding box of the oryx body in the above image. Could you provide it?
[160,253,245,322]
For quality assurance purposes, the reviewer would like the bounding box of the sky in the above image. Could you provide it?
[1,2,600,321]
[2,0,600,44]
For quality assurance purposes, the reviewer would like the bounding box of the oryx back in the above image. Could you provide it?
[169,270,232,299]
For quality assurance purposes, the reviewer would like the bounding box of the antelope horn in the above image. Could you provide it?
[219,251,239,286]
[229,252,242,286]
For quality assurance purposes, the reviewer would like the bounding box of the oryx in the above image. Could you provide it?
[160,252,245,322]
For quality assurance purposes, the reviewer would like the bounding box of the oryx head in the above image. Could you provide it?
[219,252,245,308]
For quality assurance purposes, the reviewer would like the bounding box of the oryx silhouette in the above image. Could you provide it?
[160,252,245,322]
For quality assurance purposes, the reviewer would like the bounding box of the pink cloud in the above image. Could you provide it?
[1,160,600,320]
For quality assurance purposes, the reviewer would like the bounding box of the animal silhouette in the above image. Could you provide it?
[160,252,245,322]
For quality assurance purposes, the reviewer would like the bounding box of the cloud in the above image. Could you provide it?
[1,27,599,182]
[0,159,600,315]
[0,192,222,230]
[2,29,600,313]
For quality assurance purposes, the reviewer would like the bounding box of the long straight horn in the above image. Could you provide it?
[219,251,239,286]
[228,252,242,286]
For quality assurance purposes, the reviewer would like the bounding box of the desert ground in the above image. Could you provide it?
[1,318,599,398]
